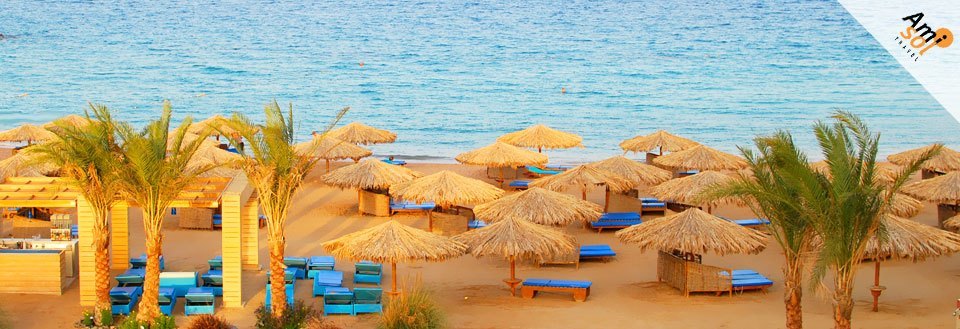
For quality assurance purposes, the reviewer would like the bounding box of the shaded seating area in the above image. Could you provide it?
[508,180,530,190]
[354,262,383,285]
[381,158,406,166]
[579,244,616,261]
[201,270,223,296]
[520,279,591,302]
[184,287,216,315]
[389,200,436,214]
[590,212,642,232]
[116,268,145,287]
[312,270,344,297]
[657,251,773,296]
[323,288,355,316]
[158,287,177,316]
[322,287,385,316]
[726,269,775,293]
[640,197,666,212]
[109,286,142,315]
[307,256,336,279]
[524,165,560,177]
[283,256,308,280]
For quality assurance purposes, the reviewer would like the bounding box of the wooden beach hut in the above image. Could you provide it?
[321,158,423,216]
[888,144,960,178]
[455,141,548,186]
[619,130,698,164]
[389,171,504,231]
[902,171,960,227]
[530,165,633,212]
[589,155,672,210]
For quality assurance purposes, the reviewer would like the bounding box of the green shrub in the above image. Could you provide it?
[153,314,177,329]
[255,299,323,329]
[116,311,145,329]
[99,308,114,327]
[378,283,445,329]
[186,314,230,329]
[79,309,95,327]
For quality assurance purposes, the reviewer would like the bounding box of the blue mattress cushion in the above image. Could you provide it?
[309,256,335,266]
[733,218,771,226]
[523,279,592,289]
[732,277,774,288]
[591,219,641,227]
[580,245,616,257]
[508,180,530,188]
[468,220,488,229]
[639,197,662,203]
[642,202,666,208]
[599,212,641,220]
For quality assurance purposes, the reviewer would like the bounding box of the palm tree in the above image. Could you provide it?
[114,101,214,321]
[220,101,346,316]
[702,131,818,329]
[32,104,121,322]
[806,112,935,329]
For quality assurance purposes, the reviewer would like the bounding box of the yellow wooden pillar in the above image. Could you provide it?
[221,174,252,308]
[76,196,97,307]
[241,195,259,270]
[110,201,129,270]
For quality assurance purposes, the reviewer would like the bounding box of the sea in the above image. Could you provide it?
[1,0,957,163]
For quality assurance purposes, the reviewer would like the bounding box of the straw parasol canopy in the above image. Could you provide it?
[653,145,747,171]
[590,155,672,186]
[294,136,373,172]
[616,208,767,256]
[888,144,960,173]
[187,115,244,138]
[328,122,397,145]
[168,132,219,150]
[0,148,59,180]
[473,187,602,226]
[454,217,577,296]
[619,130,698,155]
[945,215,960,231]
[810,161,901,185]
[43,114,89,129]
[455,142,548,185]
[887,192,923,218]
[321,158,422,191]
[530,165,633,204]
[322,220,466,294]
[650,171,740,212]
[0,124,56,144]
[497,124,583,153]
[901,171,960,204]
[185,145,243,177]
[389,170,504,231]
[864,214,960,311]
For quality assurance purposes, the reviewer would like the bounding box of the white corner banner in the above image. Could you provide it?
[838,1,960,122]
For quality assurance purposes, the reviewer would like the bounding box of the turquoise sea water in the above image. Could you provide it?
[1,0,957,162]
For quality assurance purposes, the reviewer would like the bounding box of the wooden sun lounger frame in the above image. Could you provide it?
[521,284,590,302]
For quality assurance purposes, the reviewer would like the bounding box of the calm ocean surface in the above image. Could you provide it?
[1,1,957,162]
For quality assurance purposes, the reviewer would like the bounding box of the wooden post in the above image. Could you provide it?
[871,260,884,312]
[581,187,587,201]
[110,201,129,270]
[221,174,253,308]
[77,196,97,307]
[390,262,398,296]
[603,187,610,213]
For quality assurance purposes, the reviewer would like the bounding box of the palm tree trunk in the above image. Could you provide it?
[268,223,288,316]
[92,208,112,319]
[137,227,163,320]
[832,268,855,329]
[783,259,803,329]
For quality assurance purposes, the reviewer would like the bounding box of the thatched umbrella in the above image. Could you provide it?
[619,130,698,155]
[473,187,602,226]
[169,132,219,150]
[590,155,672,186]
[455,142,548,186]
[650,171,740,213]
[322,158,422,191]
[186,146,243,177]
[294,136,373,172]
[389,171,504,231]
[0,124,56,144]
[454,217,577,296]
[653,145,747,171]
[530,165,633,212]
[888,144,960,173]
[945,215,960,231]
[497,124,583,153]
[43,114,89,129]
[901,171,960,203]
[616,208,767,256]
[323,220,466,295]
[0,148,59,180]
[887,192,923,218]
[810,161,901,185]
[188,115,238,138]
[328,122,397,145]
[865,214,960,311]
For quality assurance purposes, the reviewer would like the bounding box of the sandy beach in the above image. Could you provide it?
[0,161,957,329]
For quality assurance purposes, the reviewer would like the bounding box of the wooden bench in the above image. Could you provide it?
[520,279,591,302]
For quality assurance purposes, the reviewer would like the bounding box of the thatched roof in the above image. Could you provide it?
[0,148,59,180]
[810,161,901,185]
[43,114,89,129]
[389,170,504,207]
[188,115,245,136]
[653,145,747,171]
[529,165,634,193]
[944,215,960,231]
[888,192,923,218]
[322,220,466,264]
[185,146,242,177]
[867,214,960,261]
[615,208,767,255]
[455,142,548,168]
[294,136,373,160]
[473,187,602,226]
[321,158,422,190]
[619,130,699,153]
[888,144,960,172]
[590,155,672,186]
[651,171,741,207]
[901,171,960,203]
[497,124,583,150]
[0,124,56,143]
[454,216,577,262]
[328,122,397,145]
[169,132,219,150]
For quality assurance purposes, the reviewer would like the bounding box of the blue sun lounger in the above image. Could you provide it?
[382,158,407,166]
[158,287,176,316]
[723,269,774,293]
[130,253,165,270]
[590,213,642,232]
[390,201,436,213]
[184,287,216,315]
[508,180,530,190]
[323,288,355,316]
[312,270,344,296]
[468,220,488,229]
[732,218,772,227]
[520,279,592,302]
[579,244,616,260]
[525,165,561,177]
[159,272,199,298]
[354,262,383,285]
[201,270,223,296]
[116,268,145,287]
[283,256,308,280]
[678,170,700,177]
[640,197,667,212]
[599,212,641,220]
[545,164,574,171]
[110,286,142,315]
[354,287,384,314]
[265,281,296,309]
[307,256,336,279]
[208,255,222,270]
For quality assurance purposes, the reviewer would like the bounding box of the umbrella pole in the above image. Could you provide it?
[581,187,587,201]
[870,260,884,312]
[504,257,521,296]
[604,187,610,212]
[325,159,330,173]
[390,262,399,296]
[538,147,542,153]
[428,210,433,232]
[499,167,505,188]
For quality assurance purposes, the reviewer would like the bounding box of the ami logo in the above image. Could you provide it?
[895,13,953,62]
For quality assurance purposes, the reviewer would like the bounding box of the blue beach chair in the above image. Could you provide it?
[208,255,222,270]
[116,268,145,287]
[323,288,355,316]
[283,256,308,280]
[184,287,216,315]
[129,253,165,270]
[312,270,344,296]
[520,279,592,302]
[201,270,224,296]
[353,287,384,314]
[307,256,336,279]
[354,262,383,285]
[508,180,530,190]
[110,286,142,315]
[158,287,177,316]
